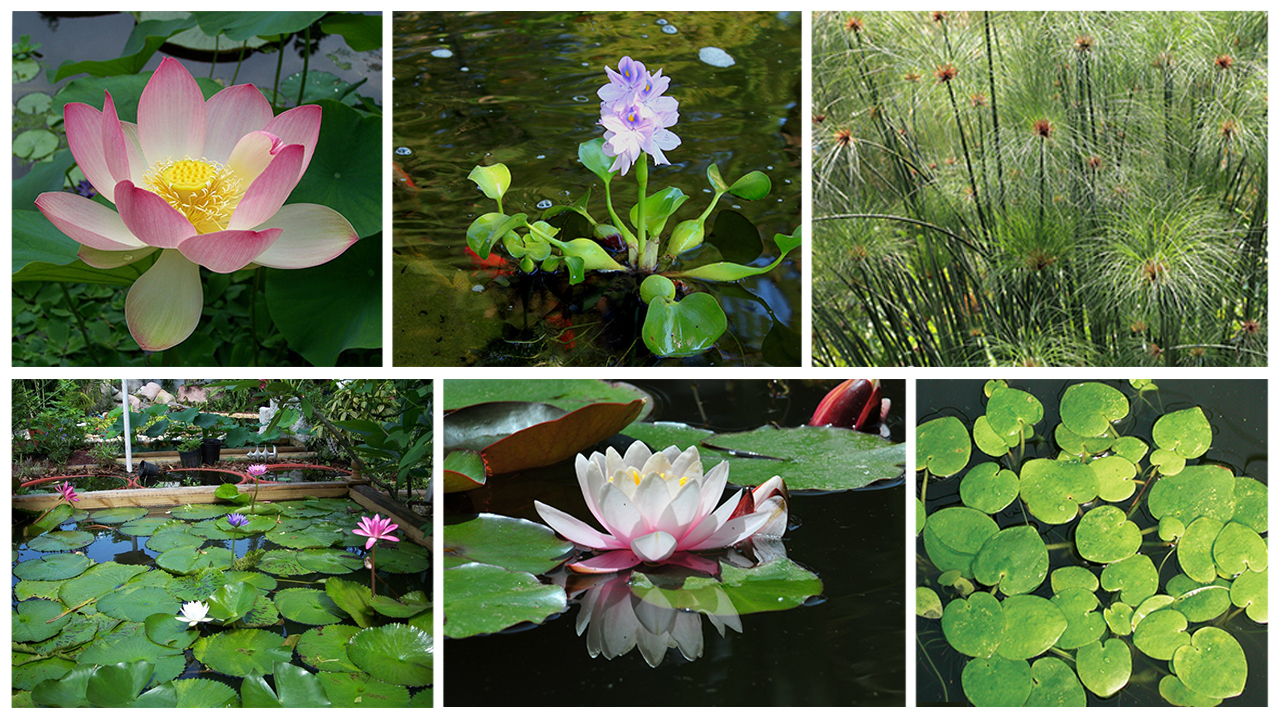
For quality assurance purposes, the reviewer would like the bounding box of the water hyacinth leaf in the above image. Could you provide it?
[699,425,904,491]
[143,612,198,650]
[1104,602,1134,635]
[297,624,363,674]
[26,530,95,551]
[192,629,293,678]
[916,416,971,477]
[13,599,71,642]
[578,138,616,183]
[467,163,511,203]
[444,562,567,639]
[14,553,93,582]
[375,542,433,574]
[1111,436,1149,464]
[1159,675,1222,707]
[628,186,688,236]
[347,624,433,686]
[973,525,1048,596]
[1090,455,1137,503]
[90,507,149,524]
[1076,639,1132,698]
[1168,575,1232,623]
[1149,448,1185,476]
[727,170,771,200]
[1133,608,1191,660]
[1025,657,1086,707]
[961,655,1032,707]
[1178,516,1225,584]
[1231,476,1267,533]
[317,672,411,708]
[941,592,1005,658]
[1147,463,1236,523]
[296,549,365,575]
[1229,568,1266,622]
[465,212,510,258]
[276,588,349,625]
[641,293,727,358]
[58,562,148,607]
[325,577,378,628]
[1212,521,1268,576]
[96,585,177,623]
[1058,382,1128,437]
[985,387,1043,439]
[444,514,573,575]
[972,416,1012,456]
[1172,626,1248,699]
[959,462,1019,514]
[156,546,233,576]
[1050,587,1105,650]
[258,549,313,576]
[1075,505,1141,564]
[169,678,238,708]
[923,507,999,578]
[1051,566,1099,594]
[1152,406,1212,459]
[996,594,1067,660]
[443,449,486,493]
[1101,553,1159,606]
[1018,458,1098,525]
[916,587,943,618]
[16,657,78,693]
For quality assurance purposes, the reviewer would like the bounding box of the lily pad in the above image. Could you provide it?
[373,541,433,574]
[1212,521,1268,576]
[1147,464,1236,524]
[166,568,227,602]
[1101,553,1159,606]
[1149,448,1186,476]
[275,588,349,625]
[997,595,1067,660]
[922,507,999,578]
[1168,575,1232,623]
[316,672,412,708]
[147,527,206,553]
[90,507,149,524]
[266,523,343,549]
[296,548,365,575]
[170,504,232,521]
[1111,436,1149,464]
[986,387,1043,439]
[242,596,282,628]
[972,416,1015,456]
[1178,516,1225,583]
[325,577,377,628]
[58,562,148,608]
[14,553,92,581]
[633,557,823,616]
[77,634,185,686]
[1171,626,1247,699]
[155,546,233,575]
[347,623,433,686]
[1075,505,1141,563]
[443,449,486,493]
[917,587,943,618]
[1229,568,1266,623]
[117,518,176,537]
[26,530,95,551]
[96,585,177,623]
[297,624,363,674]
[1055,424,1113,457]
[1058,382,1128,437]
[973,525,1048,596]
[257,549,312,576]
[917,416,971,477]
[1018,458,1098,524]
[1159,515,1186,542]
[1152,406,1212,459]
[370,591,431,619]
[143,612,199,650]
[962,655,1032,706]
[960,463,1019,514]
[444,562,567,639]
[15,657,77,693]
[1025,656,1086,707]
[1159,675,1222,707]
[1103,602,1134,635]
[444,513,577,575]
[1089,455,1137,502]
[14,599,72,642]
[1230,476,1267,534]
[170,678,239,708]
[206,581,260,624]
[1133,608,1191,660]
[699,425,905,491]
[1050,587,1105,650]
[192,629,293,678]
[1050,566,1098,594]
[445,379,650,413]
[1076,639,1131,698]
[941,592,1005,658]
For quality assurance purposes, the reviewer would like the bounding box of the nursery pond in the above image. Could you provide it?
[392,12,802,366]
[444,380,905,705]
[12,498,432,708]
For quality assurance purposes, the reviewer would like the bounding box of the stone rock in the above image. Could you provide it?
[137,382,162,401]
[177,385,209,404]
[154,390,175,405]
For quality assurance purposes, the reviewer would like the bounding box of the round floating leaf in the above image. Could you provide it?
[972,416,1014,456]
[276,588,349,625]
[147,528,206,553]
[1075,505,1141,563]
[266,523,344,549]
[347,624,433,686]
[1172,626,1247,699]
[1147,464,1236,524]
[226,570,277,592]
[960,463,1019,514]
[370,591,430,619]
[316,672,411,708]
[170,678,238,708]
[170,504,232,520]
[242,596,281,628]
[1179,516,1225,583]
[26,530,95,551]
[117,518,176,537]
[1230,476,1267,533]
[1159,675,1222,707]
[1090,455,1137,502]
[189,519,233,540]
[16,579,69,602]
[1025,656,1086,707]
[97,585,176,622]
[77,635,185,688]
[1104,602,1133,636]
[641,292,727,358]
[941,592,1005,658]
[1112,436,1149,464]
[192,629,293,678]
[1101,553,1159,606]
[90,507,149,524]
[1212,521,1268,576]
[214,514,276,535]
[973,525,1048,596]
[207,581,260,624]
[16,657,78,693]
[444,513,571,575]
[986,387,1043,439]
[1019,458,1098,524]
[1055,424,1114,457]
[258,549,312,576]
[917,587,943,619]
[444,562,567,639]
[1133,608,1191,660]
[923,507,999,578]
[1132,595,1176,628]
[1076,639,1131,698]
[984,380,1009,396]
[58,562,148,607]
[14,599,71,642]
[1050,566,1098,594]
[167,568,227,602]
[1152,406,1212,459]
[997,595,1067,660]
[917,416,971,477]
[156,546,233,575]
[916,498,926,536]
[700,425,905,491]
[1229,568,1266,623]
[297,549,364,575]
[372,541,433,574]
[325,577,377,628]
[14,128,59,159]
[14,553,92,581]
[632,557,822,616]
[297,624,362,674]
[962,655,1032,706]
[144,612,199,650]
[1159,515,1186,542]
[1149,448,1185,476]
[1059,382,1128,437]
[1050,587,1105,650]
[1168,575,1232,623]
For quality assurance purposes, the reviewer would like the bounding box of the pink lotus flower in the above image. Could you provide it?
[353,514,400,550]
[52,482,80,504]
[35,57,359,351]
[535,442,788,573]
[246,464,268,477]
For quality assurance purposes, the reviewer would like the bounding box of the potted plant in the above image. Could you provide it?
[198,415,235,465]
[178,434,202,468]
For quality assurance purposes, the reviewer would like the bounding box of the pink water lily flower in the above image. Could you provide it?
[246,464,268,477]
[353,514,400,549]
[52,482,81,504]
[535,441,789,573]
[35,57,359,351]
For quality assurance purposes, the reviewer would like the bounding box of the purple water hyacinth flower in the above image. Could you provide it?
[226,513,248,528]
[599,56,649,106]
[601,104,681,174]
[597,57,681,175]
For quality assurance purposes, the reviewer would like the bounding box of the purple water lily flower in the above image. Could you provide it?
[226,513,248,528]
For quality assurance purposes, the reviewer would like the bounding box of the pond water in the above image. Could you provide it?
[392,12,802,366]
[12,497,431,707]
[444,379,906,705]
[916,379,1268,706]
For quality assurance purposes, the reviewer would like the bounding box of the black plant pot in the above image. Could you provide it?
[179,449,202,468]
[200,438,223,465]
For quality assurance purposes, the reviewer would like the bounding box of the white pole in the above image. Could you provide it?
[121,379,133,473]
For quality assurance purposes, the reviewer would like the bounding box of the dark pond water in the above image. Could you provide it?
[916,379,1268,706]
[444,379,906,706]
[392,12,802,366]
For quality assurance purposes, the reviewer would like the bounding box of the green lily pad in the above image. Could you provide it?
[1147,463,1236,524]
[1055,423,1113,457]
[942,592,1005,658]
[90,507,149,524]
[241,595,281,628]
[170,504,232,521]
[916,498,926,536]
[16,579,69,602]
[373,542,433,574]
[1153,406,1212,459]
[324,577,377,628]
[1111,436,1149,464]
[631,557,822,615]
[156,546,233,575]
[189,519,233,540]
[986,387,1043,439]
[923,507,999,578]
[58,562,148,608]
[917,587,943,618]
[1050,587,1105,650]
[275,588,349,625]
[1229,568,1266,623]
[13,599,71,642]
[1172,626,1247,699]
[960,463,1019,514]
[445,378,650,413]
[96,585,176,623]
[1159,515,1186,542]
[700,425,905,491]
[143,611,199,650]
[347,624,433,686]
[77,634,186,687]
[266,523,343,549]
[296,548,364,575]
[1168,575,1232,623]
[1230,476,1267,533]
[166,568,227,602]
[1133,608,1191,660]
[297,624,363,674]
[316,672,411,708]
[226,570,277,592]
[972,416,1015,456]
[443,562,567,639]
[1159,675,1222,707]
[370,591,431,618]
[997,595,1067,660]
[257,549,312,576]
[117,518,175,537]
[1100,554,1159,606]
[1179,516,1225,583]
[1090,455,1137,502]
[1050,566,1098,594]
[1025,656,1086,706]
[18,657,79,693]
[14,553,92,581]
[917,416,971,477]
[14,128,59,160]
[973,525,1048,596]
[146,527,206,553]
[1059,382,1128,437]
[206,581,260,624]
[962,655,1032,706]
[170,678,239,708]
[192,629,293,678]
[26,530,95,551]
[444,513,573,575]
[1103,602,1134,635]
[1076,639,1132,698]
[1018,458,1098,524]
[1149,448,1186,476]
[1212,521,1268,576]
[1075,505,1141,563]
[1132,595,1176,628]
[29,612,109,654]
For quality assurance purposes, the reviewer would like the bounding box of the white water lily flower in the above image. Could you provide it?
[175,600,211,627]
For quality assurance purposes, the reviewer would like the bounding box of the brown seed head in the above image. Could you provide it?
[1130,320,1148,333]
[812,114,826,124]
[1074,35,1093,53]
[1153,53,1174,69]
[1142,260,1168,283]
[970,93,988,107]
[931,11,947,24]
[1087,155,1103,169]
[1215,54,1234,70]
[1242,319,1261,335]
[833,128,853,148]
[1148,343,1163,358]
[934,63,958,83]
[904,72,921,83]
[845,17,864,33]
[1220,120,1238,139]
[1189,347,1206,358]
[1033,118,1053,138]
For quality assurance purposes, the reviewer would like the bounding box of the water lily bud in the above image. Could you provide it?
[593,224,626,253]
[640,274,677,305]
[809,379,886,433]
[665,218,704,258]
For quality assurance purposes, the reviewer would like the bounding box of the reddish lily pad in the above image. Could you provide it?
[443,449,485,493]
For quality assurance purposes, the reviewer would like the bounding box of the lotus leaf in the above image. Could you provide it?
[1152,406,1212,459]
[916,587,943,619]
[1025,656,1086,707]
[961,655,1032,706]
[922,507,999,578]
[96,585,177,623]
[156,546,233,575]
[444,513,572,575]
[325,577,378,628]
[1018,458,1098,524]
[276,588,349,625]
[1058,382,1128,437]
[986,387,1043,439]
[698,425,905,491]
[1158,516,1186,542]
[960,463,1019,514]
[1089,456,1137,502]
[1133,608,1191,660]
[444,562,567,638]
[1158,675,1222,707]
[1147,464,1236,524]
[297,624,363,674]
[1168,575,1232,623]
[15,553,92,581]
[1050,587,1105,650]
[1178,516,1224,583]
[973,525,1048,596]
[1050,566,1098,594]
[1103,602,1133,635]
[347,624,433,686]
[941,592,1005,658]
[972,416,1014,456]
[296,548,365,575]
[1228,568,1266,622]
[1076,639,1131,698]
[192,629,293,678]
[1111,436,1149,464]
[15,657,77,692]
[1171,626,1247,699]
[1100,554,1158,606]
[996,595,1067,660]
[169,678,238,708]
[258,549,312,576]
[143,612,198,650]
[1075,505,1141,564]
[317,672,412,708]
[89,507,149,524]
[169,504,231,520]
[58,562,148,608]
[1230,476,1267,533]
[26,530,95,551]
[1212,521,1268,576]
[13,599,71,642]
[373,541,433,574]
[146,528,206,553]
[917,416,971,477]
